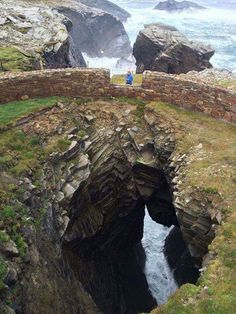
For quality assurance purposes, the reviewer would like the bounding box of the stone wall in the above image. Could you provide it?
[0,68,235,123]
[0,68,110,103]
[141,71,236,123]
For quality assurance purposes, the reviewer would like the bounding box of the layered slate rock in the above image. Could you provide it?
[0,0,86,71]
[154,0,205,11]
[133,23,214,74]
[78,0,131,21]
[0,0,132,71]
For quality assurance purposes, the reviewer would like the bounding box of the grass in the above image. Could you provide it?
[0,47,35,72]
[148,101,236,314]
[0,97,66,127]
[149,101,236,198]
[0,258,7,290]
[213,79,236,91]
[111,73,143,86]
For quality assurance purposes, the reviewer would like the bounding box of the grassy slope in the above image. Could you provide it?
[215,79,236,91]
[148,102,236,314]
[0,97,65,126]
[111,73,143,85]
[0,47,36,72]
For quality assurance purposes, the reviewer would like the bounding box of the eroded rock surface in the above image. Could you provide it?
[0,0,132,71]
[133,23,214,74]
[0,0,86,70]
[58,6,131,58]
[154,0,205,11]
[0,99,224,313]
[78,0,131,21]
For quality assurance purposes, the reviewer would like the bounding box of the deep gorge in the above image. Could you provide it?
[60,133,200,313]
[1,96,232,314]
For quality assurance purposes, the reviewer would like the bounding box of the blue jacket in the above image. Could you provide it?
[126,73,133,85]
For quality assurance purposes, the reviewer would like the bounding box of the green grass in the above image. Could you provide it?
[0,258,7,290]
[0,230,10,243]
[111,73,143,86]
[0,47,35,72]
[149,101,236,314]
[0,97,66,126]
[213,79,236,91]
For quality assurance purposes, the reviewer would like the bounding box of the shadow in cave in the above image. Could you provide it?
[62,166,200,314]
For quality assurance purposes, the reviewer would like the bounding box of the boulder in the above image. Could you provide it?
[133,23,214,74]
[78,0,131,21]
[0,240,19,257]
[154,0,205,11]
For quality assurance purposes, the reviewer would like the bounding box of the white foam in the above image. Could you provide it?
[142,209,178,304]
[86,0,236,73]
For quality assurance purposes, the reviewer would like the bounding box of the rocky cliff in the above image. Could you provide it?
[1,93,234,313]
[78,0,131,21]
[0,0,131,71]
[133,23,214,74]
[0,0,86,71]
[58,6,131,58]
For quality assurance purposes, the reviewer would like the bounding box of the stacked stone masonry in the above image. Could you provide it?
[141,71,236,123]
[0,68,235,123]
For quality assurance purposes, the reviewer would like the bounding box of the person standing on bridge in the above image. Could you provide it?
[125,70,133,85]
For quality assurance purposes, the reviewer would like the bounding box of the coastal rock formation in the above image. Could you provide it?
[78,0,131,21]
[133,23,214,74]
[58,6,131,58]
[154,0,205,11]
[0,90,233,313]
[0,0,86,71]
[0,0,132,71]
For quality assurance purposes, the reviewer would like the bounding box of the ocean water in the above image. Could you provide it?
[84,0,236,74]
[141,209,177,304]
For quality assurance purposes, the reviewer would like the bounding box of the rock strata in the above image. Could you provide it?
[133,23,214,74]
[0,98,227,313]
[0,0,86,70]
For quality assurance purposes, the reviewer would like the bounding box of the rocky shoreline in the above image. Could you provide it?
[133,23,214,74]
[0,0,131,71]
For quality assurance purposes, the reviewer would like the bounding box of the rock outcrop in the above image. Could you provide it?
[0,96,231,313]
[0,0,132,71]
[0,0,86,71]
[133,23,214,74]
[154,0,205,11]
[78,0,131,21]
[58,6,131,58]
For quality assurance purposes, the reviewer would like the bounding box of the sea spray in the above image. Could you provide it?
[86,0,236,73]
[141,209,177,304]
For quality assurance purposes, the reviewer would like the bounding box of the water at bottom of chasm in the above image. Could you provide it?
[142,208,178,304]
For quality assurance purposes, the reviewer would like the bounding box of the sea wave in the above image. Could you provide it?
[86,1,236,73]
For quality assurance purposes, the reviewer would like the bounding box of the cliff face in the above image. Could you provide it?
[0,0,86,71]
[78,0,131,21]
[0,0,131,71]
[58,6,132,58]
[1,92,234,313]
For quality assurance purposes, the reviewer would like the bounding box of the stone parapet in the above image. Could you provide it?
[0,68,235,123]
[142,71,236,123]
[0,68,110,103]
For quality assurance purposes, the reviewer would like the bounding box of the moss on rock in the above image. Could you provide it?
[0,47,36,72]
